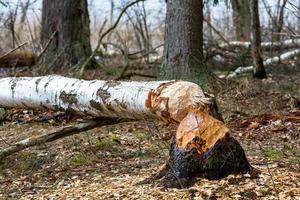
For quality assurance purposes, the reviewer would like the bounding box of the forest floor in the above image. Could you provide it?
[0,67,299,199]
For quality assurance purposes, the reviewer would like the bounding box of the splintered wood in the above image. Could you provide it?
[176,109,229,154]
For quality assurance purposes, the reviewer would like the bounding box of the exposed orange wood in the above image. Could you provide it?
[176,109,229,154]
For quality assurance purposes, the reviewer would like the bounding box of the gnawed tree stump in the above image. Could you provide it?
[167,109,251,179]
[0,75,251,179]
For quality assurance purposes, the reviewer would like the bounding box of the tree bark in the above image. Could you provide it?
[250,0,267,79]
[40,0,97,70]
[0,75,207,122]
[162,0,205,83]
[231,0,250,41]
[159,0,250,179]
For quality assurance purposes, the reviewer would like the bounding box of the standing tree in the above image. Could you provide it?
[40,0,97,70]
[231,0,250,41]
[159,0,251,179]
[161,0,206,84]
[250,0,267,79]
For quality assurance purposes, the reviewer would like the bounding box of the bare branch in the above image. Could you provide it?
[0,118,132,159]
[0,42,28,60]
[79,0,145,77]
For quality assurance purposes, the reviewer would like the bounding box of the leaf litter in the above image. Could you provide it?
[0,73,299,199]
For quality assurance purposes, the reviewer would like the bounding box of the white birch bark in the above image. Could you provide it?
[220,39,300,50]
[226,49,300,78]
[0,75,207,122]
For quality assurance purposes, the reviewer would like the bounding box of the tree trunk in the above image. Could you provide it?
[162,0,205,84]
[275,0,288,42]
[231,0,250,41]
[0,75,206,122]
[0,75,251,178]
[250,0,267,79]
[40,0,97,70]
[159,0,250,179]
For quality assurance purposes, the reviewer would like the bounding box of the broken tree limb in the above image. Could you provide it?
[0,75,251,178]
[0,42,28,60]
[203,17,230,46]
[220,39,300,51]
[0,52,35,67]
[0,118,132,159]
[226,49,300,78]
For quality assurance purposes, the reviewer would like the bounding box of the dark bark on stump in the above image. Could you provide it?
[168,134,251,179]
[165,105,251,179]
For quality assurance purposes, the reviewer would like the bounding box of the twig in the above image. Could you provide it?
[0,1,7,7]
[116,72,157,80]
[79,0,145,77]
[115,43,163,80]
[271,32,300,38]
[258,143,280,200]
[36,31,57,62]
[0,117,133,159]
[203,17,230,46]
[79,19,107,77]
[0,42,28,60]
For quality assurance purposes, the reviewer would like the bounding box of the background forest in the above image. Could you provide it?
[0,0,299,199]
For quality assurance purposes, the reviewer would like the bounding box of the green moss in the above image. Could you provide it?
[0,108,5,121]
[105,125,116,133]
[17,152,46,171]
[104,66,119,76]
[263,148,283,160]
[282,144,300,163]
[69,153,92,166]
[145,141,169,157]
[95,137,123,153]
[234,49,249,68]
[160,63,210,87]
[259,187,272,196]
[135,131,147,141]
[283,144,292,151]
[290,156,300,164]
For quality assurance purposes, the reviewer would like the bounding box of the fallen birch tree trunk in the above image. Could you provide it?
[220,39,300,50]
[0,75,251,178]
[0,75,208,121]
[226,49,300,79]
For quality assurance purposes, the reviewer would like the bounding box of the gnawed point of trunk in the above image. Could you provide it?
[175,109,228,153]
